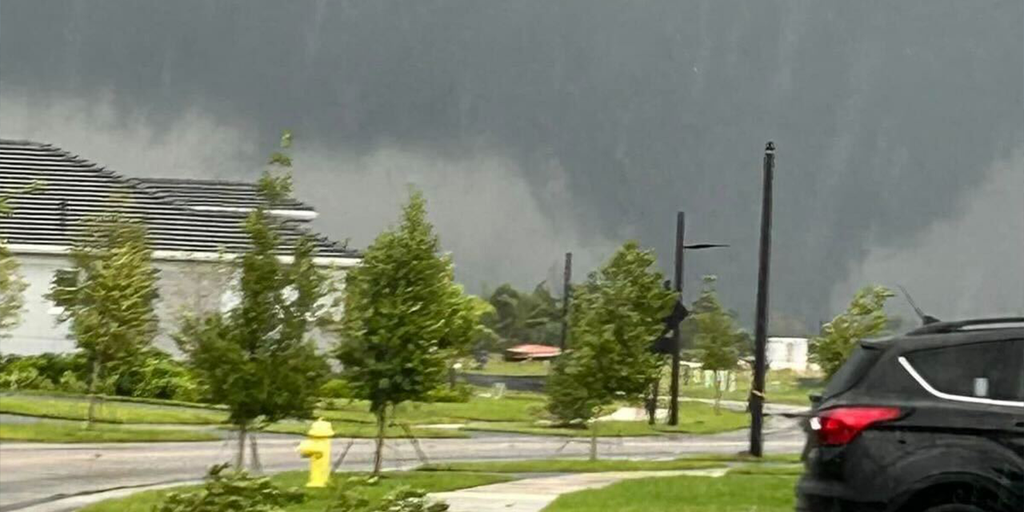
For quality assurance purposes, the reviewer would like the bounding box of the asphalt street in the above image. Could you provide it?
[0,402,807,511]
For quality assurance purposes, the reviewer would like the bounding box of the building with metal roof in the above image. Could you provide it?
[0,139,358,354]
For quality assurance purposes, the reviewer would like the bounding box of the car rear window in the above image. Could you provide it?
[822,344,881,399]
[905,339,1023,401]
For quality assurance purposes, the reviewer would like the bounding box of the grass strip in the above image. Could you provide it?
[542,473,799,512]
[0,394,228,424]
[420,458,725,473]
[0,419,221,443]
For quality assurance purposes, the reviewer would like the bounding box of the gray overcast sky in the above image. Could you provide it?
[1,0,1021,330]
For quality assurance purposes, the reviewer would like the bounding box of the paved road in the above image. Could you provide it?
[0,402,806,511]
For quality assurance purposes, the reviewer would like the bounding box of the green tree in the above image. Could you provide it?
[175,131,330,467]
[689,275,745,413]
[486,282,562,347]
[546,242,675,460]
[0,181,44,340]
[810,285,894,378]
[48,209,160,427]
[333,190,481,475]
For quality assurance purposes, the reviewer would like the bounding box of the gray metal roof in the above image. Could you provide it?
[133,177,315,214]
[0,139,357,260]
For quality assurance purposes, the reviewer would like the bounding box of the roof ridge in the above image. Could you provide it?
[136,176,260,187]
[0,138,50,146]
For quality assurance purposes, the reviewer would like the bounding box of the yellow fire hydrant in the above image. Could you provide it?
[296,418,334,487]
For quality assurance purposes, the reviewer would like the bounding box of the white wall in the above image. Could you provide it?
[3,253,346,356]
[1,254,71,354]
[766,336,811,372]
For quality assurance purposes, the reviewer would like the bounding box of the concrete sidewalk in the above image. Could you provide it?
[430,467,729,512]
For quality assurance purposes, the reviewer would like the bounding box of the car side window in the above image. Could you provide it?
[906,340,1023,402]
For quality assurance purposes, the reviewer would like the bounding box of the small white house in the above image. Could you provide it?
[0,139,360,355]
[766,336,812,372]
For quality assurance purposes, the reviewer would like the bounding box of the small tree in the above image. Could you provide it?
[0,181,44,341]
[689,275,744,413]
[333,190,480,475]
[48,209,160,427]
[810,285,894,378]
[0,241,27,341]
[176,132,330,467]
[546,242,675,460]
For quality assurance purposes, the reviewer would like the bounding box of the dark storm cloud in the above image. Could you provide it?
[2,0,1022,326]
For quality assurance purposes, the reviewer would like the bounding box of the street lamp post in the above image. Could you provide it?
[749,141,776,457]
[667,211,728,427]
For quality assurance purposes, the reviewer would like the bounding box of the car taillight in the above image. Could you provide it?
[810,407,902,446]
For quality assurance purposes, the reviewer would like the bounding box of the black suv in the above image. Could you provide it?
[796,318,1024,512]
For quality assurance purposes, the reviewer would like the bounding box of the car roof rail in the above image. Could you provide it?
[907,317,1024,335]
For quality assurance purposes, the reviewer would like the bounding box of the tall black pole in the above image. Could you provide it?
[560,252,572,350]
[668,212,685,426]
[750,142,775,457]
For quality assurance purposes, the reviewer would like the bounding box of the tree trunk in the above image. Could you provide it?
[589,423,598,462]
[646,381,659,426]
[235,423,247,470]
[85,359,102,429]
[249,432,262,473]
[713,371,722,415]
[372,407,387,476]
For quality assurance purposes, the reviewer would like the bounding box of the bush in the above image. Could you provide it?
[0,350,207,402]
[326,482,447,512]
[58,370,88,393]
[373,487,448,512]
[319,378,355,399]
[424,384,472,403]
[106,349,206,402]
[0,353,87,391]
[154,463,304,512]
[0,366,47,390]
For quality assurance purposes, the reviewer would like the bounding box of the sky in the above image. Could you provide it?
[1,0,1022,331]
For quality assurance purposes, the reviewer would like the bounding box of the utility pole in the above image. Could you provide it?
[750,141,776,457]
[560,252,572,350]
[668,212,685,426]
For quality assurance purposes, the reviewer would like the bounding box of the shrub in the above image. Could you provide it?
[373,487,448,512]
[424,384,472,403]
[0,366,47,390]
[0,353,87,390]
[326,483,448,512]
[107,350,207,402]
[58,370,88,393]
[154,463,304,512]
[319,378,355,399]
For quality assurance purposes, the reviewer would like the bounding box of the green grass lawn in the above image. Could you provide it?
[678,452,803,464]
[4,389,227,410]
[0,393,228,424]
[79,470,511,512]
[262,420,468,439]
[727,463,804,476]
[675,368,822,406]
[542,473,799,512]
[465,356,551,376]
[464,401,748,437]
[318,392,548,425]
[420,458,726,473]
[0,419,221,443]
